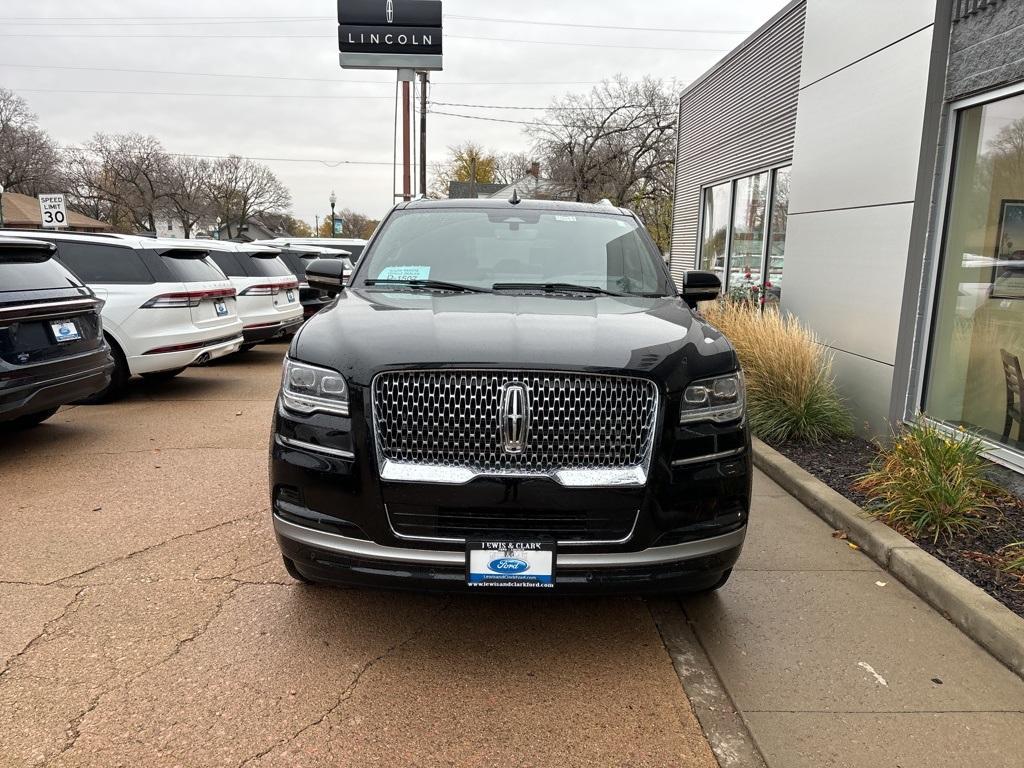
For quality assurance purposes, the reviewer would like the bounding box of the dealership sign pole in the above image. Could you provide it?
[337,0,442,202]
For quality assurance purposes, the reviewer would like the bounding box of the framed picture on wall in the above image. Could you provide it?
[992,200,1024,299]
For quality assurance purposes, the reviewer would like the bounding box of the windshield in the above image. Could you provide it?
[357,209,673,296]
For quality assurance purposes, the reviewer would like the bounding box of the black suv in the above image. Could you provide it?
[1,238,113,428]
[270,199,750,594]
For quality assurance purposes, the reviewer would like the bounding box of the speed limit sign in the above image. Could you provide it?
[38,194,68,229]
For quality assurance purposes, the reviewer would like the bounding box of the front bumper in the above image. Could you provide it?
[274,513,745,594]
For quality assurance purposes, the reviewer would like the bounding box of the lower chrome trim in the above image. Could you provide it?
[384,506,640,548]
[379,458,647,488]
[671,446,746,467]
[275,434,355,460]
[273,514,746,568]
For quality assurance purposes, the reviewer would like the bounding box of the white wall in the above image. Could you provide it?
[781,0,937,436]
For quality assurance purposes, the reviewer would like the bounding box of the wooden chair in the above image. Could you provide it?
[1001,349,1024,442]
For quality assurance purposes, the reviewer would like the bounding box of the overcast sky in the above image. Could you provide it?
[1,0,787,225]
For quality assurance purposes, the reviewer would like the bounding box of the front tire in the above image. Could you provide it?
[3,407,60,430]
[282,556,313,584]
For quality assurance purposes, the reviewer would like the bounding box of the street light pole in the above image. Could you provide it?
[0,183,5,229]
[329,190,338,238]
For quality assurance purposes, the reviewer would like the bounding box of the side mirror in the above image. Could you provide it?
[305,258,346,296]
[681,270,721,308]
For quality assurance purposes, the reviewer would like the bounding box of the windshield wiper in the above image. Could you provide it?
[492,282,625,297]
[364,279,492,294]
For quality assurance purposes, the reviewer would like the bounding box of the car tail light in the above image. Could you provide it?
[240,281,300,296]
[140,288,236,308]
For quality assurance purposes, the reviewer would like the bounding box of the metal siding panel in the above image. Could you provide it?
[670,3,805,283]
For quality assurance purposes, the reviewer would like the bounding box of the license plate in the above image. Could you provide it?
[467,541,555,588]
[50,319,82,343]
[214,300,228,317]
[286,290,295,302]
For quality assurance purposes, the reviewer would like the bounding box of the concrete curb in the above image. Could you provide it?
[752,437,1024,680]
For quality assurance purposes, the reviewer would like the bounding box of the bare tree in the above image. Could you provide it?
[205,155,291,238]
[493,152,535,186]
[64,133,173,233]
[0,88,61,196]
[526,76,681,250]
[164,155,212,238]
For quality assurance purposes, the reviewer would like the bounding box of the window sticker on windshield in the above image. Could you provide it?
[554,215,577,222]
[377,265,431,281]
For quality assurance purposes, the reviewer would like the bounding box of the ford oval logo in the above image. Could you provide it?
[488,558,529,574]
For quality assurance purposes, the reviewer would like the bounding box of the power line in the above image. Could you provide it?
[427,110,549,127]
[0,13,752,36]
[430,100,578,111]
[0,62,604,87]
[446,14,751,35]
[58,146,395,167]
[0,31,730,52]
[446,34,727,52]
[12,87,396,101]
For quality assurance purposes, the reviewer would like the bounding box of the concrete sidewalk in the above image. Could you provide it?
[682,470,1024,768]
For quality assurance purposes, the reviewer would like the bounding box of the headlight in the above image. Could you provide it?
[281,358,349,417]
[680,372,745,424]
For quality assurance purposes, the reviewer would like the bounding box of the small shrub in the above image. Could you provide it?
[700,301,851,443]
[853,419,999,543]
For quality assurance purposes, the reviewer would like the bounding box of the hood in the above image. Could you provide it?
[293,288,738,388]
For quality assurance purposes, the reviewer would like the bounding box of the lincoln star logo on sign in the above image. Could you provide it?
[386,0,394,24]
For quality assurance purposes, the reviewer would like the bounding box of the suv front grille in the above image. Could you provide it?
[387,504,638,544]
[371,370,659,481]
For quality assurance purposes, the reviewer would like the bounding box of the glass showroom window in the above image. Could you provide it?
[700,182,731,286]
[925,91,1024,452]
[765,167,791,306]
[729,172,770,300]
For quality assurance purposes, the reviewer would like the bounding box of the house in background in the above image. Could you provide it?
[0,191,111,232]
[486,163,573,201]
[669,0,1024,473]
[447,180,505,199]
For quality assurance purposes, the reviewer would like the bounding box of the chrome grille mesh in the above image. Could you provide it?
[372,370,658,475]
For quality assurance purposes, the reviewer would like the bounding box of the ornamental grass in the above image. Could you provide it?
[854,419,999,543]
[700,301,851,444]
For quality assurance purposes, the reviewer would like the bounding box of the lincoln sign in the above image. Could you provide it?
[337,0,443,71]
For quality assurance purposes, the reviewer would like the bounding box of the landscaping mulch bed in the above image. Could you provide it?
[769,437,1024,620]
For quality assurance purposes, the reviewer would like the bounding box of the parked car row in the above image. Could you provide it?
[0,229,365,429]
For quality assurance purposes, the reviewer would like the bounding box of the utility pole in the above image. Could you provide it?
[419,72,428,197]
[402,79,412,202]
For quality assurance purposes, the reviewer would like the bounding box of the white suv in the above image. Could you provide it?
[0,231,243,400]
[200,241,303,350]
[254,237,367,264]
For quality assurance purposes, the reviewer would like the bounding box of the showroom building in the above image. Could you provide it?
[670,0,1024,471]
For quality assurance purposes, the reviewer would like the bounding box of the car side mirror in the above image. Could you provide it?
[681,270,721,309]
[305,259,346,296]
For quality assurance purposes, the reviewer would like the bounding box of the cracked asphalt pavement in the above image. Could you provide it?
[0,345,718,768]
